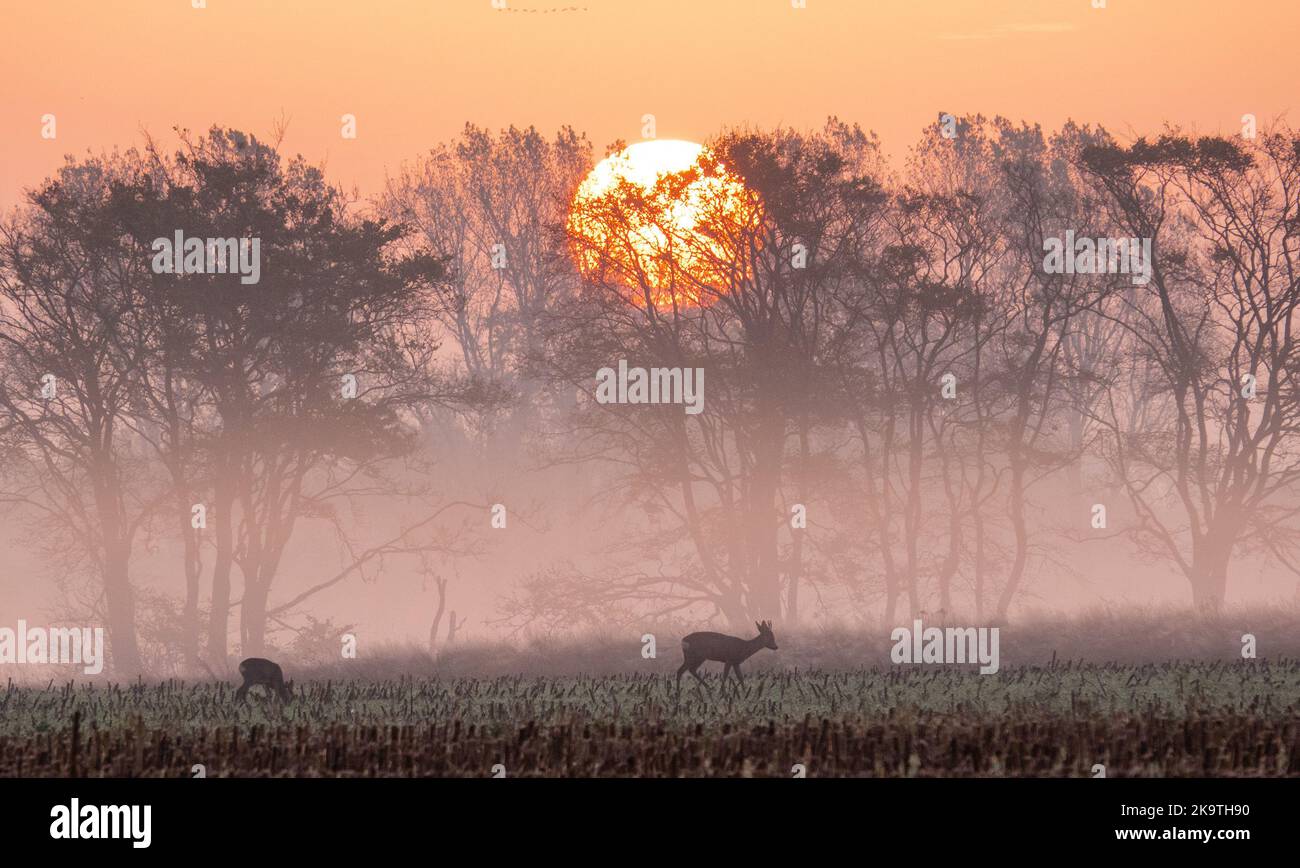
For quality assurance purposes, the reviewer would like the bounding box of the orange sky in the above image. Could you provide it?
[1,0,1296,213]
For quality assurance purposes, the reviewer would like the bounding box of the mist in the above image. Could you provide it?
[1,117,1298,683]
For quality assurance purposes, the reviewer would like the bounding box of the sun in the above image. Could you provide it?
[567,139,760,309]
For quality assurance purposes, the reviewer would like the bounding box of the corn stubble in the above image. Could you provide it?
[1,662,1297,777]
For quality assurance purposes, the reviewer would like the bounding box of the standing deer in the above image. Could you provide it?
[677,621,778,692]
[235,657,294,703]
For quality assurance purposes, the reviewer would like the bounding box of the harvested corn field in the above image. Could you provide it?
[3,661,1298,777]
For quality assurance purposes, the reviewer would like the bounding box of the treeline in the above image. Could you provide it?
[0,129,488,675]
[412,118,1300,631]
[3,118,1299,674]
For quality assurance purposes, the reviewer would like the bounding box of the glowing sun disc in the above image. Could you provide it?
[567,139,758,308]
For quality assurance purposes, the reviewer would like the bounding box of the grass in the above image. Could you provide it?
[264,603,1300,681]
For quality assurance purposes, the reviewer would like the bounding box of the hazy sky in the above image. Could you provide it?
[2,0,1298,642]
[2,0,1296,213]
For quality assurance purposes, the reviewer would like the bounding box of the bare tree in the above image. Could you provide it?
[520,120,887,628]
[0,154,157,674]
[1081,128,1300,609]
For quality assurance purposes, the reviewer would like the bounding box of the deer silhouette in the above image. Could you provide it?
[677,621,778,692]
[235,657,294,703]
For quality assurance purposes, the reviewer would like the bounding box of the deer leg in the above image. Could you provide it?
[733,664,745,686]
[235,682,249,703]
[720,663,732,688]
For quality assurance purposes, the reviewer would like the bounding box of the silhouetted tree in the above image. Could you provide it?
[1081,128,1300,609]
[0,154,156,674]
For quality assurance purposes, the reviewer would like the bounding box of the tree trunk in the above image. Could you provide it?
[786,531,802,624]
[1066,409,1085,495]
[89,454,143,675]
[103,544,143,675]
[206,472,235,665]
[883,567,902,628]
[938,507,961,614]
[747,411,786,621]
[1189,530,1233,611]
[180,501,201,672]
[429,576,447,652]
[994,461,1029,623]
[786,422,811,625]
[973,509,986,621]
[716,587,749,630]
[903,405,924,619]
[935,428,961,615]
[240,577,270,657]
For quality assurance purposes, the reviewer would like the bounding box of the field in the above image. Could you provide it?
[2,660,1298,777]
[5,612,1300,777]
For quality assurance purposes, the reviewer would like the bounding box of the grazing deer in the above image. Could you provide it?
[235,657,294,703]
[677,621,778,692]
